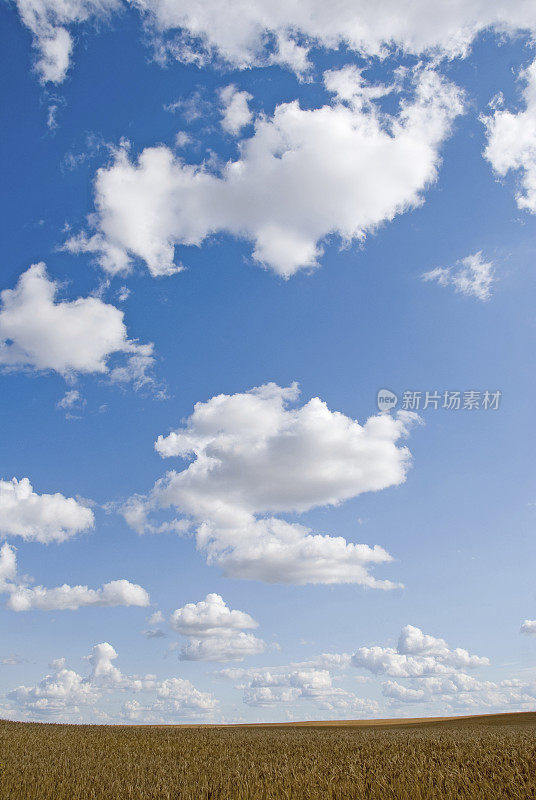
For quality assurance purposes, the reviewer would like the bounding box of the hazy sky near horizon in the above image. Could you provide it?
[1,0,536,723]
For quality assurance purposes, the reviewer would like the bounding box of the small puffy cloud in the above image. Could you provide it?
[0,477,94,544]
[0,543,17,592]
[352,625,489,678]
[0,542,150,612]
[69,68,463,278]
[154,677,218,715]
[121,382,419,586]
[0,264,155,386]
[483,59,536,214]
[143,628,166,638]
[57,389,85,411]
[219,85,253,135]
[422,252,494,301]
[521,619,536,635]
[170,593,258,637]
[170,593,265,661]
[15,0,119,83]
[180,632,266,662]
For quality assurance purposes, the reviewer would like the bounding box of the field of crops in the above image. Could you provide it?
[1,713,535,799]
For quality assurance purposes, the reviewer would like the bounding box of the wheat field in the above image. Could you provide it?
[1,713,535,799]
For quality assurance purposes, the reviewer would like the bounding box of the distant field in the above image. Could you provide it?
[1,712,536,799]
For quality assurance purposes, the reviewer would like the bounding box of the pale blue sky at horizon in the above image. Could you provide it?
[1,0,536,723]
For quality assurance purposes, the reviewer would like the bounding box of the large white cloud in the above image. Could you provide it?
[15,0,536,82]
[69,67,463,277]
[0,263,154,385]
[483,58,536,214]
[121,382,418,586]
[0,477,94,544]
[0,542,150,611]
[169,593,266,661]
[137,0,536,71]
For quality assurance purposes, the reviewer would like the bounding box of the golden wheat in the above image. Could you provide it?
[1,715,535,799]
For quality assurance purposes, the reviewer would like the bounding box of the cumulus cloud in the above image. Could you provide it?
[219,85,253,135]
[121,382,418,586]
[170,593,258,637]
[350,625,536,713]
[169,593,265,661]
[218,662,378,716]
[422,252,495,301]
[7,641,216,721]
[180,633,265,662]
[131,0,536,73]
[69,67,463,277]
[0,542,150,612]
[352,625,489,677]
[0,477,94,543]
[483,58,536,214]
[8,656,100,716]
[0,264,155,386]
[15,0,119,83]
[14,0,536,82]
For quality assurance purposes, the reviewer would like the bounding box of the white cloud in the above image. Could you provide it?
[121,382,419,586]
[0,477,94,543]
[15,0,119,83]
[14,0,536,83]
[8,657,100,716]
[352,625,489,677]
[169,593,266,661]
[382,674,536,711]
[0,264,154,385]
[57,389,85,411]
[180,633,266,662]
[422,252,494,301]
[170,593,258,637]
[0,543,17,592]
[70,68,463,277]
[135,0,536,72]
[218,663,378,716]
[143,628,166,638]
[7,641,217,721]
[219,85,253,135]
[7,579,150,612]
[351,625,536,713]
[483,58,536,213]
[0,542,150,612]
[521,619,536,635]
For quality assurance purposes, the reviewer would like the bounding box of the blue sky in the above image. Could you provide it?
[1,1,536,722]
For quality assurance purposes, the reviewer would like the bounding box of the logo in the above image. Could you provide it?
[377,389,398,413]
